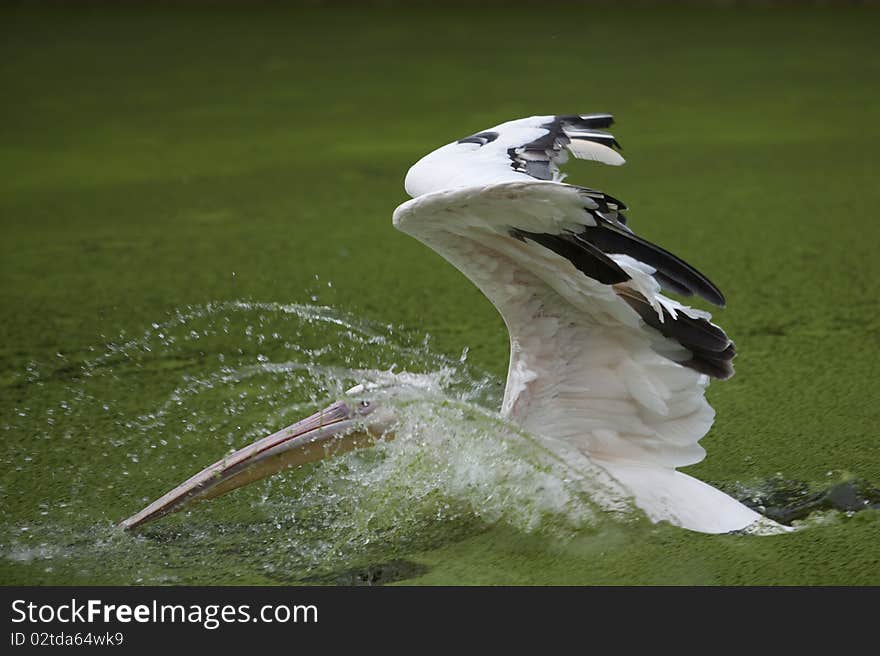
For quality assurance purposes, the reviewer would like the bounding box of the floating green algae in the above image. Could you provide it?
[2,4,879,585]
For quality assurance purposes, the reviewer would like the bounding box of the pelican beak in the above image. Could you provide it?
[119,399,382,531]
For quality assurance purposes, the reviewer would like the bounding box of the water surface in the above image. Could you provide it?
[2,4,879,584]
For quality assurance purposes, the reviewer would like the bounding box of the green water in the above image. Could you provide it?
[2,4,879,585]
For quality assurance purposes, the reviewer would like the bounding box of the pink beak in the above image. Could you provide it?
[120,399,382,530]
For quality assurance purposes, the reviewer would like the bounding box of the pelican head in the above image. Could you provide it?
[119,382,403,531]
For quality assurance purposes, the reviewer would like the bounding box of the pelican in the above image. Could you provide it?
[121,114,780,535]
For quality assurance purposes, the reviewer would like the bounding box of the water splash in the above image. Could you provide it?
[0,301,632,584]
[4,300,877,584]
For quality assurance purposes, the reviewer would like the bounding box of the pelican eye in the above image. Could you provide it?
[360,400,371,408]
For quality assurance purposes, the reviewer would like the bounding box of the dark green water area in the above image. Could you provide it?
[2,4,878,584]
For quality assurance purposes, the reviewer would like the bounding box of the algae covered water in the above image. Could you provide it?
[1,300,876,585]
[2,5,879,584]
[0,301,633,584]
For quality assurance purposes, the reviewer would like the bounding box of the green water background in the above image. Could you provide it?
[1,3,879,584]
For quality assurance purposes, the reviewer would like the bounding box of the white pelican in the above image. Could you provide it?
[121,114,780,535]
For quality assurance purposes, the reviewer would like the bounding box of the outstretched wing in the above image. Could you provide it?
[500,113,626,178]
[404,114,627,197]
[394,136,735,471]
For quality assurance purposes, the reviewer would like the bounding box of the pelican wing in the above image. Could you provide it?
[404,114,627,197]
[393,115,770,534]
[497,113,626,177]
[393,180,733,470]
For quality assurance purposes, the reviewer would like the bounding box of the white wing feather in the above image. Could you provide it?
[394,182,709,467]
[393,181,766,533]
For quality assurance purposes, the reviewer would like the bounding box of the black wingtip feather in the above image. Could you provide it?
[616,289,735,379]
[680,355,735,380]
[579,224,726,307]
[652,271,696,298]
[511,228,631,285]
[560,114,616,130]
